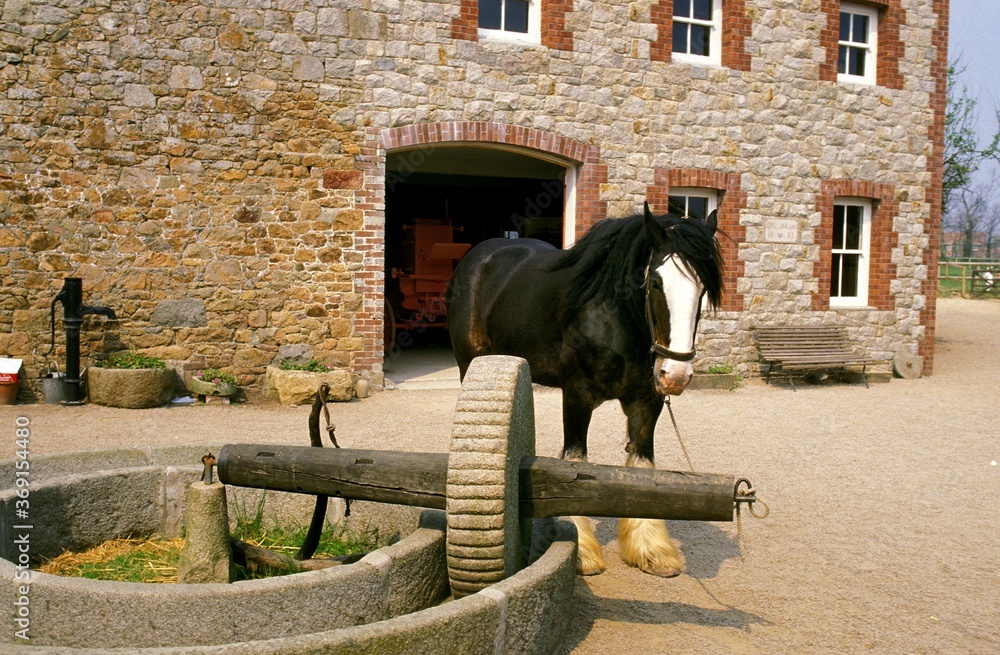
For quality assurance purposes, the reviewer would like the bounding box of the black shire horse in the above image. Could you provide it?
[447,203,723,577]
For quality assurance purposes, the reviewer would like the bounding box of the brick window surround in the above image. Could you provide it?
[651,0,751,71]
[348,122,608,370]
[813,180,898,312]
[647,169,747,312]
[452,0,573,50]
[818,0,905,89]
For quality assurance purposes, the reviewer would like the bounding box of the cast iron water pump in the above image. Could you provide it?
[51,277,117,404]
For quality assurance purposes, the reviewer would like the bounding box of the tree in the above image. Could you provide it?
[944,181,993,258]
[943,62,1000,216]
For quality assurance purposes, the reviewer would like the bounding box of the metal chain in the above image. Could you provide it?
[664,396,694,471]
[734,479,770,561]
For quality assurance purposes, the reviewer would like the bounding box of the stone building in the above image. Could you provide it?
[0,0,948,394]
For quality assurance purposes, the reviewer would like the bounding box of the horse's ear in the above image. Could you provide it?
[705,209,718,235]
[643,202,671,246]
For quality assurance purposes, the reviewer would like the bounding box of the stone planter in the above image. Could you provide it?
[266,366,354,405]
[87,367,176,408]
[689,373,741,390]
[187,375,238,398]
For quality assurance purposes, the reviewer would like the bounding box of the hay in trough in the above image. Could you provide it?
[39,537,184,583]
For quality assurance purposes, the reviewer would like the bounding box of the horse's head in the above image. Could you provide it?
[642,202,722,396]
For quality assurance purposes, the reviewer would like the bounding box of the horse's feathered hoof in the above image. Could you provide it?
[618,517,685,579]
[572,516,606,576]
[577,558,606,576]
[644,564,682,578]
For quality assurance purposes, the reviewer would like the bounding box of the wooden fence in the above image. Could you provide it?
[939,260,1000,298]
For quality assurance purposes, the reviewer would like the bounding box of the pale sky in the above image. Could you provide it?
[949,0,1000,190]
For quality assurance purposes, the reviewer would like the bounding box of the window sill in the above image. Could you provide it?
[477,29,542,48]
[670,53,722,69]
[829,304,877,311]
[836,75,877,87]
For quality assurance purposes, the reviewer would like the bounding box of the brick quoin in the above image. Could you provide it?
[452,0,573,50]
[356,122,608,368]
[813,180,899,313]
[647,169,747,312]
[920,0,949,374]
[652,0,750,71]
[819,0,904,89]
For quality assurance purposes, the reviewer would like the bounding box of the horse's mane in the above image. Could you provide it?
[548,213,723,336]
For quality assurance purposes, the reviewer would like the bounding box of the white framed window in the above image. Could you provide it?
[668,187,718,222]
[830,198,872,307]
[672,0,722,65]
[838,3,878,85]
[478,0,540,45]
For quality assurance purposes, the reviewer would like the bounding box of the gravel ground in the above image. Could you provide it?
[2,297,997,654]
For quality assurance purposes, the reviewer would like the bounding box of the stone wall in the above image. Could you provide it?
[0,0,947,390]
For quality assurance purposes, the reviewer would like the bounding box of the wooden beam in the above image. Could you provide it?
[217,444,739,523]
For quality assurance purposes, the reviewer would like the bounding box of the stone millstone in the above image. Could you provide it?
[445,355,535,598]
[177,481,235,584]
[893,350,923,379]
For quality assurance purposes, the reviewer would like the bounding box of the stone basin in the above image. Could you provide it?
[0,446,576,654]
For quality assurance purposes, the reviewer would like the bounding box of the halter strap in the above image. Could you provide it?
[644,256,697,362]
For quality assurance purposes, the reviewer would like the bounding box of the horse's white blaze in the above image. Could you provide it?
[618,453,684,576]
[652,255,703,395]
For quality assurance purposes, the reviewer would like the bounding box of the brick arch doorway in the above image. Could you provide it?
[378,123,606,387]
[383,144,565,387]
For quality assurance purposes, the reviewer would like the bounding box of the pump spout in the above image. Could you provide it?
[79,305,117,320]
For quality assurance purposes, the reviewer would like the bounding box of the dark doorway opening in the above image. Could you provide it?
[383,146,567,386]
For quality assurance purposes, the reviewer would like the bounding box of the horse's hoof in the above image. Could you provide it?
[577,559,606,576]
[644,564,682,578]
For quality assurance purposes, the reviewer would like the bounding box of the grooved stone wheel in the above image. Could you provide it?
[446,356,536,598]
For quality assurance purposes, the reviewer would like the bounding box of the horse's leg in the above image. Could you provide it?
[560,388,605,576]
[617,395,685,577]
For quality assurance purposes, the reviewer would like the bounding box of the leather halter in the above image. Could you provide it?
[643,255,697,362]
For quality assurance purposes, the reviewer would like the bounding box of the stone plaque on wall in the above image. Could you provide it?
[764,219,799,243]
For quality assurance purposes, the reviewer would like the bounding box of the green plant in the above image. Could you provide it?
[196,368,238,386]
[95,350,167,370]
[279,358,330,373]
[706,363,734,375]
[230,492,380,578]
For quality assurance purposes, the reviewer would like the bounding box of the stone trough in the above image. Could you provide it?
[0,357,578,654]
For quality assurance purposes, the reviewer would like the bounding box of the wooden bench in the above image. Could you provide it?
[754,325,883,390]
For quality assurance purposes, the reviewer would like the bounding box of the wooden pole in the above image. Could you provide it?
[217,444,739,523]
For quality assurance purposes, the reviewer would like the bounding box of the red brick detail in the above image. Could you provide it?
[323,170,363,190]
[721,0,751,72]
[452,0,479,41]
[651,1,673,63]
[819,0,904,88]
[647,169,747,312]
[652,0,751,70]
[813,180,899,312]
[542,0,574,51]
[351,127,388,375]
[877,1,905,89]
[919,0,948,375]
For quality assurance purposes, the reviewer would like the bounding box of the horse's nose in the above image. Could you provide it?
[656,362,693,395]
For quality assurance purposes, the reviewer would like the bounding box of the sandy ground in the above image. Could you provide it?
[2,297,998,654]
